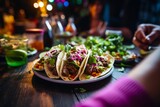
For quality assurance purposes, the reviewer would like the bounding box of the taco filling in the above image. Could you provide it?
[61,45,87,80]
[111,51,137,61]
[33,58,44,71]
[62,62,79,79]
[44,49,60,76]
[84,55,110,78]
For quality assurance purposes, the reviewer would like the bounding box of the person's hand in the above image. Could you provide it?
[88,21,107,36]
[133,24,160,50]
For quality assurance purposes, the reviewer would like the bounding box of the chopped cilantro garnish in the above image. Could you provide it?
[88,55,97,64]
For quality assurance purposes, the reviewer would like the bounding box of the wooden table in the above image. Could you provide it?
[0,49,142,107]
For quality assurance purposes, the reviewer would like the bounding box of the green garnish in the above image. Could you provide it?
[75,88,87,93]
[49,58,55,65]
[65,44,72,52]
[111,51,116,56]
[58,44,65,51]
[68,61,79,68]
[98,66,105,72]
[85,75,90,79]
[88,55,97,64]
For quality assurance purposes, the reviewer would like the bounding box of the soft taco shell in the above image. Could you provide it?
[33,59,44,71]
[44,51,64,79]
[79,53,115,80]
[59,51,88,81]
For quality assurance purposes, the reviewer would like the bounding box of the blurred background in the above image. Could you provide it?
[0,0,160,41]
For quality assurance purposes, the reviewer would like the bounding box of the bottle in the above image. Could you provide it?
[65,17,77,35]
[51,15,64,36]
[42,16,54,48]
[59,13,67,28]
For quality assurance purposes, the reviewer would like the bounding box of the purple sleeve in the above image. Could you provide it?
[74,76,154,107]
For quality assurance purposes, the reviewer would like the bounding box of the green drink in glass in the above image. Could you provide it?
[2,36,28,67]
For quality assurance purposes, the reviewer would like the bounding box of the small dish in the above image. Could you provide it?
[27,48,37,56]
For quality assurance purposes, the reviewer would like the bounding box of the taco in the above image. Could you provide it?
[111,51,137,63]
[33,58,45,71]
[43,45,65,79]
[33,51,47,71]
[79,52,114,80]
[59,45,89,81]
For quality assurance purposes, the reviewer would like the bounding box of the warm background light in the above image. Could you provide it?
[38,1,44,7]
[33,2,39,8]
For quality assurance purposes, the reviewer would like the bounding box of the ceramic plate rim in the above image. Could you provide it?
[33,67,114,85]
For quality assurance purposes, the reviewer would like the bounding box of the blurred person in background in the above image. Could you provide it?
[3,7,15,34]
[76,0,140,40]
[14,9,27,34]
[106,0,140,42]
[107,0,160,42]
[76,0,107,37]
[2,0,15,34]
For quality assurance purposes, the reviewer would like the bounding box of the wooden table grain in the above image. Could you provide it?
[0,49,141,107]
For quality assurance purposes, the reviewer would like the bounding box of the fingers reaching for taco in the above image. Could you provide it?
[59,45,89,81]
[79,51,115,80]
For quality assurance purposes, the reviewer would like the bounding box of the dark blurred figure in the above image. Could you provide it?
[107,0,160,42]
[107,0,140,42]
[14,9,27,34]
[3,8,15,34]
[2,0,15,34]
[76,0,106,37]
[137,0,160,25]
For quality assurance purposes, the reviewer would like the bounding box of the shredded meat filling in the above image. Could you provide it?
[62,66,69,76]
[62,63,78,76]
[85,64,92,75]
[67,64,78,74]
[47,64,58,76]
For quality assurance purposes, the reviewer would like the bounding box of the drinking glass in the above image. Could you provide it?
[25,29,44,51]
[1,37,28,67]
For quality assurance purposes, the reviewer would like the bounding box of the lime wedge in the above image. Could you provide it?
[13,49,27,56]
[139,49,151,56]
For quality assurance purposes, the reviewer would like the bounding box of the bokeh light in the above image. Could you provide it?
[64,1,69,7]
[49,0,54,3]
[38,1,44,8]
[33,2,39,8]
[46,4,53,11]
[61,14,65,19]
